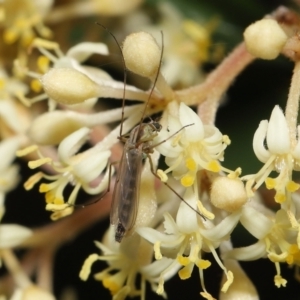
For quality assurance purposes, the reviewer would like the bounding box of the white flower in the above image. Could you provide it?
[17,127,111,220]
[80,226,176,299]
[137,187,241,297]
[156,102,229,188]
[243,105,300,206]
[224,206,299,288]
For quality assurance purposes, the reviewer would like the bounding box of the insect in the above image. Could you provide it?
[99,25,204,242]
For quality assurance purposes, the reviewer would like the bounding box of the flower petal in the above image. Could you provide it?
[253,120,270,163]
[179,103,204,142]
[240,206,273,239]
[58,127,90,163]
[266,106,290,154]
[223,240,267,261]
[0,225,32,248]
[66,42,109,62]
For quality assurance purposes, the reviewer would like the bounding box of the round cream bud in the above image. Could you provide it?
[210,176,247,212]
[123,32,161,77]
[41,68,99,105]
[243,19,288,59]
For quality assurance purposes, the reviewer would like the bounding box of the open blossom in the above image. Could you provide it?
[17,127,111,220]
[155,101,232,219]
[156,102,230,186]
[80,226,177,299]
[137,187,241,299]
[223,205,300,288]
[243,105,300,208]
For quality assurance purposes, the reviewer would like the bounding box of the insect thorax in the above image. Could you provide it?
[129,121,162,149]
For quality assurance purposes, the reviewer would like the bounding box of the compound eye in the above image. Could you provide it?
[153,122,162,131]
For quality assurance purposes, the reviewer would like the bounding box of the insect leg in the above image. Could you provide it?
[146,153,206,220]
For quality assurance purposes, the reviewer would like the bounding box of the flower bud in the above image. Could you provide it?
[243,19,288,60]
[123,32,161,78]
[41,68,100,105]
[210,176,247,212]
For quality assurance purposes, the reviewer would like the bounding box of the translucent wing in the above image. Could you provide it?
[110,142,143,241]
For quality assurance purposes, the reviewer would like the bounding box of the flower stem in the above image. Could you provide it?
[285,60,300,148]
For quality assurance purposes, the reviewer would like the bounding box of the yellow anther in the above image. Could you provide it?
[180,174,194,187]
[0,79,5,89]
[54,197,64,205]
[178,265,192,280]
[286,181,300,192]
[196,259,211,269]
[24,172,43,190]
[207,160,220,172]
[28,157,52,169]
[186,157,196,171]
[289,244,299,255]
[37,55,50,73]
[40,184,52,193]
[3,29,18,44]
[274,192,286,204]
[221,270,234,292]
[177,255,190,266]
[265,177,276,189]
[223,135,231,145]
[30,79,42,93]
[102,277,120,295]
[79,253,99,281]
[286,254,294,265]
[16,145,38,157]
[197,200,215,220]
[157,169,168,182]
[45,191,55,203]
[154,241,162,260]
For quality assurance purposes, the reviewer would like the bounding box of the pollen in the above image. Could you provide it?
[286,181,300,192]
[221,270,234,292]
[31,79,42,93]
[103,277,120,295]
[16,145,39,157]
[265,177,276,189]
[186,157,196,171]
[275,192,286,204]
[154,241,162,260]
[178,264,192,280]
[177,255,190,266]
[24,172,43,190]
[196,259,211,269]
[207,160,220,172]
[45,191,55,203]
[79,254,99,281]
[40,184,52,193]
[37,55,50,73]
[54,197,64,205]
[157,169,168,182]
[28,157,52,169]
[181,174,194,187]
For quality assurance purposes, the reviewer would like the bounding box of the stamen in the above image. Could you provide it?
[28,157,52,169]
[79,254,99,281]
[207,160,220,172]
[181,174,194,187]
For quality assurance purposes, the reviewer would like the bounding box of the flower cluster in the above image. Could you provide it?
[1,1,300,300]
